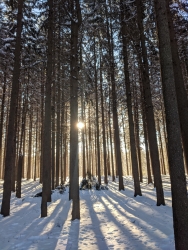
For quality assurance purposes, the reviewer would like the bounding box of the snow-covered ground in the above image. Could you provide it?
[0,176,175,250]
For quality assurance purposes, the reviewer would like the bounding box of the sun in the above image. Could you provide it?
[77,122,84,129]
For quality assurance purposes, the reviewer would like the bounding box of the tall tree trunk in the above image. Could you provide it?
[60,107,63,184]
[11,105,18,192]
[157,119,166,176]
[34,111,38,181]
[22,85,29,179]
[16,155,23,199]
[106,127,111,176]
[56,73,61,187]
[94,38,101,185]
[69,0,81,220]
[133,84,143,182]
[52,79,56,188]
[167,0,188,173]
[16,99,26,198]
[1,0,24,216]
[22,122,26,178]
[106,3,124,190]
[27,111,32,180]
[154,0,188,247]
[135,0,164,205]
[63,105,68,183]
[121,111,130,176]
[40,72,44,184]
[2,101,10,180]
[120,1,141,196]
[108,105,115,182]
[81,89,86,179]
[0,71,7,179]
[41,0,53,217]
[139,73,152,184]
[99,56,108,184]
[87,101,92,180]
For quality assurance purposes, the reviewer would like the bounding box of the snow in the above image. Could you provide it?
[0,176,175,250]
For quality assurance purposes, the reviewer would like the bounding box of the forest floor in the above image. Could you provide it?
[0,176,175,250]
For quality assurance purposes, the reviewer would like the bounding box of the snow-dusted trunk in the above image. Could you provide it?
[41,0,53,217]
[1,0,24,216]
[154,0,188,248]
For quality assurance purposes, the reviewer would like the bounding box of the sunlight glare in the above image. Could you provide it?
[77,122,84,129]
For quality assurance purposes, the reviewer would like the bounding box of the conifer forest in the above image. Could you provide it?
[0,0,188,249]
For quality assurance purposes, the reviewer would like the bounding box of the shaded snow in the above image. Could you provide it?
[0,176,175,250]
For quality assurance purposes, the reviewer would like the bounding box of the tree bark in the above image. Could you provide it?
[40,72,44,184]
[16,155,23,198]
[120,0,141,196]
[41,0,53,217]
[121,111,130,176]
[52,78,56,188]
[56,74,61,187]
[167,0,188,173]
[154,0,188,247]
[133,84,143,182]
[99,56,108,184]
[108,108,115,182]
[1,0,24,216]
[69,0,81,220]
[135,0,164,205]
[0,71,7,179]
[27,111,32,180]
[81,89,86,179]
[94,38,101,185]
[106,3,124,190]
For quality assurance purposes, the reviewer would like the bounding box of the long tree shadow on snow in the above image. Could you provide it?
[83,194,110,250]
[102,186,173,236]
[0,192,71,250]
[65,219,80,250]
[96,189,173,249]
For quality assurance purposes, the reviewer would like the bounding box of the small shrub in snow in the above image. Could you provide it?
[55,184,66,194]
[80,179,92,190]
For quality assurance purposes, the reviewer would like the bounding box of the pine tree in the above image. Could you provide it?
[1,0,24,216]
[154,0,188,248]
